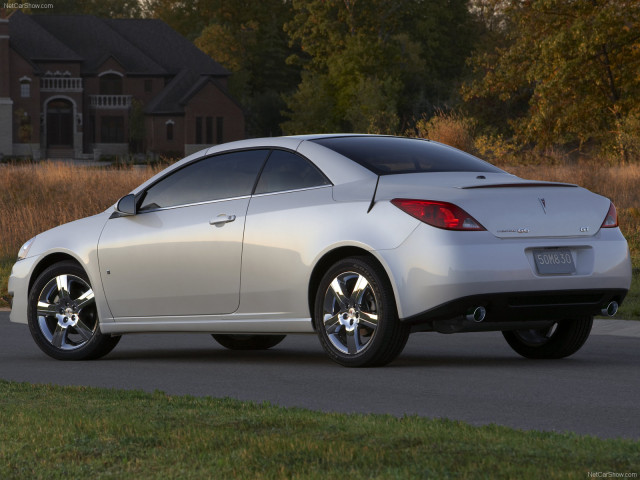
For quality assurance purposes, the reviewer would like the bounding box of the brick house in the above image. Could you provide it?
[0,11,245,160]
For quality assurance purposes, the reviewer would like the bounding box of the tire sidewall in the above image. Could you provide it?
[314,257,401,367]
[503,317,593,359]
[28,261,105,360]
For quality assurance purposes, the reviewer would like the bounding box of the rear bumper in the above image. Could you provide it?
[379,224,632,320]
[403,288,628,333]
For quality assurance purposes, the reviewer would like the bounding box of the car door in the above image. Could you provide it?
[98,149,269,319]
[241,149,333,316]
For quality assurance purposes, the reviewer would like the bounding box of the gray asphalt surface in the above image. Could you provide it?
[1,311,638,440]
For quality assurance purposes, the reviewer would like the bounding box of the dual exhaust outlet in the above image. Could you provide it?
[601,301,619,317]
[464,301,619,323]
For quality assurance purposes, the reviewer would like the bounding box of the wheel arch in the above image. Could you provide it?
[307,246,399,330]
[28,252,84,295]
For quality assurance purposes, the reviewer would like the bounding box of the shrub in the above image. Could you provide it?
[409,110,477,154]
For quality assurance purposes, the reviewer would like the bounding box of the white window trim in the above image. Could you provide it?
[98,69,124,78]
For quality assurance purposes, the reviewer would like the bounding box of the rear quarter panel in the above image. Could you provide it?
[239,186,419,318]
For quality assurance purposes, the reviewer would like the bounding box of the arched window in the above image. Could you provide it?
[99,73,123,95]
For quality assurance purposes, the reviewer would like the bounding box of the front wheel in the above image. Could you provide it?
[314,256,409,367]
[502,317,593,359]
[27,261,120,360]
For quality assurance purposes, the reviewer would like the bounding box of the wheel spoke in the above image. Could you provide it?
[358,311,378,330]
[51,324,67,348]
[37,301,58,317]
[346,329,361,355]
[75,289,95,311]
[350,275,369,305]
[323,313,341,335]
[329,278,349,310]
[74,318,94,341]
[55,275,70,300]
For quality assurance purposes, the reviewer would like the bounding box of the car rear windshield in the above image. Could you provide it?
[311,136,504,175]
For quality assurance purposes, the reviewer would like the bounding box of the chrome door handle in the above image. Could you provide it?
[209,214,236,226]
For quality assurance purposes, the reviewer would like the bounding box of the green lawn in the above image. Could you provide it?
[618,268,640,319]
[0,381,637,479]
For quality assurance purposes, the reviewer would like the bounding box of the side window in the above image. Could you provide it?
[139,149,268,211]
[254,150,330,195]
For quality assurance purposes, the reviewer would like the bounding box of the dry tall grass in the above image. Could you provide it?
[498,161,640,263]
[498,161,640,211]
[0,162,159,258]
[1,160,637,261]
[0,160,638,312]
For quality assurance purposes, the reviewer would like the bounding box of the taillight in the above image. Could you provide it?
[601,202,618,228]
[391,199,485,231]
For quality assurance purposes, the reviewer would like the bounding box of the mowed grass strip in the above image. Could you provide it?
[0,381,638,480]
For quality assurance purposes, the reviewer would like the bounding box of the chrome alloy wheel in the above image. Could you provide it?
[322,271,379,355]
[36,274,98,351]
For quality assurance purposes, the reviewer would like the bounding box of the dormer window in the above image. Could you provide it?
[99,72,123,95]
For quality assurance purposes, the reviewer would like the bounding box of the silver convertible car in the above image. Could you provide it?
[8,135,632,367]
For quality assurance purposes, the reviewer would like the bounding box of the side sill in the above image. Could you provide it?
[99,317,315,335]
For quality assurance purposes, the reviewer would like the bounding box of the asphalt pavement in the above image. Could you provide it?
[1,310,638,440]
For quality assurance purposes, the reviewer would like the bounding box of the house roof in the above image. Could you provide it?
[105,19,229,77]
[9,11,82,65]
[144,68,195,115]
[7,11,234,114]
[28,14,167,75]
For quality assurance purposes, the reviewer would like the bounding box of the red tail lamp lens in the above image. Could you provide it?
[391,199,485,231]
[601,202,618,228]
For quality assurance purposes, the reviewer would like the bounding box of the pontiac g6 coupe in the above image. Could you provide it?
[8,135,632,367]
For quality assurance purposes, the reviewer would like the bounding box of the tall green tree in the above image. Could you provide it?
[282,0,477,135]
[145,0,299,137]
[141,0,213,40]
[464,0,640,156]
[194,1,300,136]
[29,0,143,17]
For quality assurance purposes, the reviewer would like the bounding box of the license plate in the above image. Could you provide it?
[532,248,576,275]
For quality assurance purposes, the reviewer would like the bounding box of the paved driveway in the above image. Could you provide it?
[1,311,638,440]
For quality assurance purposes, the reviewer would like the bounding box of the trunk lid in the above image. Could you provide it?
[377,172,610,238]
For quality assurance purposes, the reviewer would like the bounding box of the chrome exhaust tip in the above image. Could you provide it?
[465,306,486,323]
[601,301,619,317]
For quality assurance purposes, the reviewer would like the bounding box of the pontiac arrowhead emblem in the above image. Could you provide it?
[538,198,547,214]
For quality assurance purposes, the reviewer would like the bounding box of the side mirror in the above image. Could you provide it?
[115,193,137,216]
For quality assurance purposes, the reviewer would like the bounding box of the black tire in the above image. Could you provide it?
[314,256,409,367]
[212,334,286,350]
[27,261,120,360]
[502,317,593,359]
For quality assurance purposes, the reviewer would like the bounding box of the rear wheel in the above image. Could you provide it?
[27,261,120,360]
[314,256,409,367]
[212,334,286,350]
[502,317,593,359]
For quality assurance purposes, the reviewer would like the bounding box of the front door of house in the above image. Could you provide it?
[46,99,73,147]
